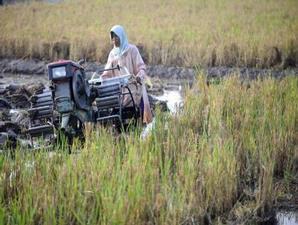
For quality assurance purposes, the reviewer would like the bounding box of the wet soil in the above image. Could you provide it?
[1,59,297,80]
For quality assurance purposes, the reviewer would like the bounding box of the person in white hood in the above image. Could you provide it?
[101,25,153,124]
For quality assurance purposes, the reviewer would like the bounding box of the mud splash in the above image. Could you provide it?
[153,85,183,113]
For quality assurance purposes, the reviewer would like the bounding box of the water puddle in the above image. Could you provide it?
[276,210,298,225]
[155,89,183,113]
[141,88,183,137]
[142,81,184,138]
[152,79,187,114]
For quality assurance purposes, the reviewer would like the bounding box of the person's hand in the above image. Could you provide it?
[136,75,142,85]
[99,74,105,80]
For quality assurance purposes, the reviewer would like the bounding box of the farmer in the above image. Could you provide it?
[101,25,153,124]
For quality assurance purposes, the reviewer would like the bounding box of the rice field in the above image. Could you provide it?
[0,0,297,67]
[0,75,297,225]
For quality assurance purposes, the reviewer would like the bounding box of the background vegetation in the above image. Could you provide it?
[0,0,297,67]
[0,75,297,224]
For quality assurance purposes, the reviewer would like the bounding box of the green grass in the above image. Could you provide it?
[0,75,297,224]
[0,0,297,67]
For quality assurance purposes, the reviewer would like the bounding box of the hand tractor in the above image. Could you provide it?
[27,60,141,145]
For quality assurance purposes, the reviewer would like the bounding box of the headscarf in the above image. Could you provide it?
[110,25,129,57]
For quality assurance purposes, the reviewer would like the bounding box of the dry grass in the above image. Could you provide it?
[0,75,297,224]
[0,0,297,67]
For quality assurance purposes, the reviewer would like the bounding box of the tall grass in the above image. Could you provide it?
[0,0,297,67]
[0,75,297,224]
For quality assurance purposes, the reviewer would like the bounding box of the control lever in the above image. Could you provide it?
[96,65,120,74]
[78,59,86,65]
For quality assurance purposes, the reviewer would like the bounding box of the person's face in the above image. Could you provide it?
[111,32,120,47]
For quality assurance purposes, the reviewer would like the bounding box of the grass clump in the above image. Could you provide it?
[0,75,297,224]
[0,0,297,67]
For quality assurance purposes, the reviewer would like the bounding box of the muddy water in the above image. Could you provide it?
[156,89,183,112]
[277,211,298,225]
[152,79,191,113]
[154,88,183,113]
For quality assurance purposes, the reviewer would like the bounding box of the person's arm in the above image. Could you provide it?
[101,51,115,79]
[132,46,147,82]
